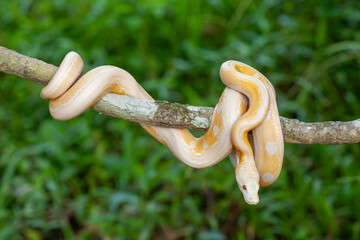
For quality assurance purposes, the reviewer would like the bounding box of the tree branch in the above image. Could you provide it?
[1,46,359,144]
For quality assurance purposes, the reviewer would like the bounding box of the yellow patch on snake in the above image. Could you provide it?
[142,125,168,147]
[174,101,226,156]
[113,82,129,95]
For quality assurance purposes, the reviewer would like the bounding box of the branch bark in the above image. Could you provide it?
[1,46,359,144]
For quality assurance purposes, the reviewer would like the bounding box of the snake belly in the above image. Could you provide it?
[41,52,284,203]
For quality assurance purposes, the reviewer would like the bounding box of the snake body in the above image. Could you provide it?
[41,52,284,205]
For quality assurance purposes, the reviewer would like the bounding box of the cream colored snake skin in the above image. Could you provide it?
[41,52,284,205]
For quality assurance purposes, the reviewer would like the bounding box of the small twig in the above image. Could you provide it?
[1,46,360,144]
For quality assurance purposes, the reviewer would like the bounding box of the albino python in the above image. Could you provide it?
[41,52,284,205]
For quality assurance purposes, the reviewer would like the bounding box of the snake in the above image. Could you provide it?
[41,52,284,205]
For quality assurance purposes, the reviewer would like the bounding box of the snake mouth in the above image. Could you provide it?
[246,198,259,205]
[240,187,260,205]
[240,186,260,205]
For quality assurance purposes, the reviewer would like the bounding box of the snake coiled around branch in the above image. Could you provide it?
[41,52,284,205]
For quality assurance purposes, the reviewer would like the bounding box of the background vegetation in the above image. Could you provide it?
[1,0,360,239]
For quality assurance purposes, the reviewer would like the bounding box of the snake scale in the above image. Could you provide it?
[41,52,284,205]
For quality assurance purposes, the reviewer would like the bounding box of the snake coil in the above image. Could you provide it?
[41,52,284,204]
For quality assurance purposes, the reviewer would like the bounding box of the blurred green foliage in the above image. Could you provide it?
[1,0,360,239]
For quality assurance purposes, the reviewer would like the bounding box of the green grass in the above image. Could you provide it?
[1,0,360,239]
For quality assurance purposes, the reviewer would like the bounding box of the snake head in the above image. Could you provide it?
[238,181,260,205]
[236,165,260,205]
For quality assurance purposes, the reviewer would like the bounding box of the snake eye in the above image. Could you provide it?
[242,185,247,191]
